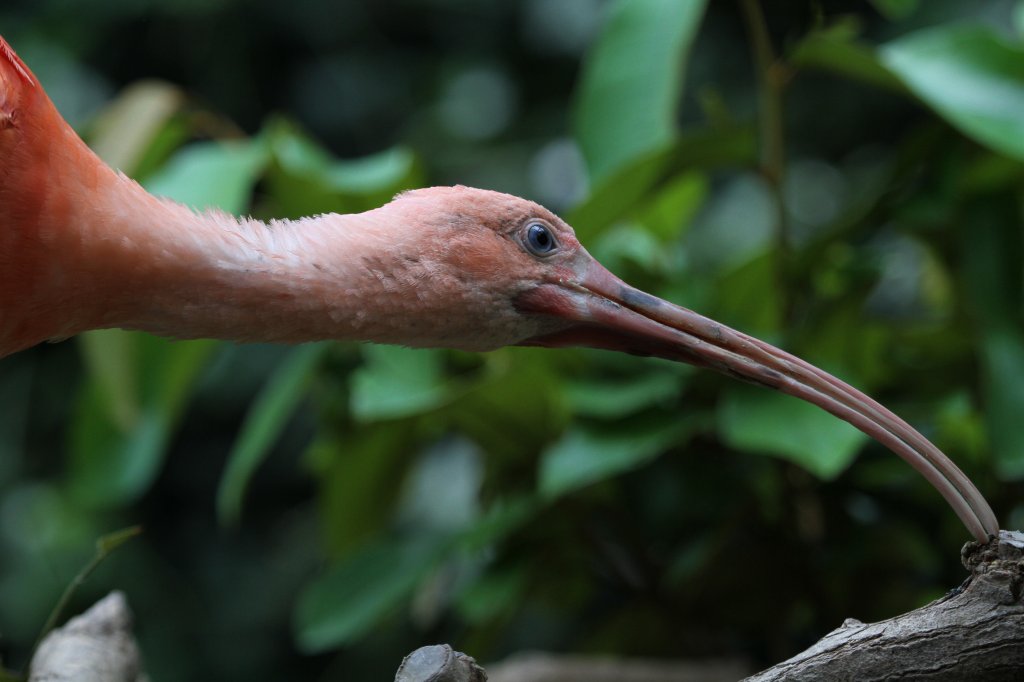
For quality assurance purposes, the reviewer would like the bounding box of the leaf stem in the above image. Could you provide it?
[29,527,142,666]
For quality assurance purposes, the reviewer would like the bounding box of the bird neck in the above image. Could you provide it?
[78,174,420,346]
[0,119,422,353]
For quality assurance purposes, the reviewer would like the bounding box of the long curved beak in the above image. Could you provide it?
[518,259,998,542]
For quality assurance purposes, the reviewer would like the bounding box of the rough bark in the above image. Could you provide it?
[394,645,488,681]
[28,591,145,682]
[744,529,1024,681]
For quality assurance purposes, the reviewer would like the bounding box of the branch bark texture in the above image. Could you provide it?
[745,530,1024,681]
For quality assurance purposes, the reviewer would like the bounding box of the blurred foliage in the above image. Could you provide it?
[2,0,1024,680]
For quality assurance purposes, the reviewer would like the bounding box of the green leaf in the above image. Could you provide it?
[797,306,892,389]
[539,416,694,499]
[350,346,453,421]
[145,138,269,213]
[881,25,1024,162]
[869,0,919,20]
[574,0,708,183]
[87,81,185,175]
[77,329,139,431]
[638,171,708,242]
[455,566,529,624]
[568,146,675,239]
[980,328,1024,478]
[264,119,421,217]
[70,334,216,507]
[959,201,1024,478]
[308,423,419,557]
[568,125,753,243]
[272,122,416,193]
[456,494,539,552]
[790,20,906,92]
[446,350,568,462]
[718,385,867,479]
[564,373,682,419]
[293,538,443,652]
[217,343,328,526]
[590,221,666,275]
[711,252,782,337]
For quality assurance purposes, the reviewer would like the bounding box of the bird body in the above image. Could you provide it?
[0,36,1000,542]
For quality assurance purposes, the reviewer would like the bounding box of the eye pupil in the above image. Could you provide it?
[527,223,555,254]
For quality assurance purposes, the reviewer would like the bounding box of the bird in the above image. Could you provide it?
[0,36,999,543]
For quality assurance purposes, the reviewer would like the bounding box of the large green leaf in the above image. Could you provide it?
[270,120,416,194]
[454,565,529,625]
[70,333,216,506]
[568,146,675,239]
[790,20,906,92]
[980,328,1024,478]
[563,373,682,419]
[308,423,419,557]
[711,251,782,338]
[881,25,1024,161]
[568,126,753,240]
[264,119,421,217]
[349,346,453,421]
[718,385,867,479]
[637,170,708,243]
[455,494,539,552]
[446,349,567,462]
[959,199,1022,477]
[870,0,919,20]
[574,0,708,183]
[87,81,185,175]
[293,538,444,652]
[217,343,329,526]
[145,138,269,213]
[539,415,695,499]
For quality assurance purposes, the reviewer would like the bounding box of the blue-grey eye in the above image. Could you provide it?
[525,222,557,255]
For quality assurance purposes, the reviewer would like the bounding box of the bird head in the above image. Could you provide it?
[386,185,691,356]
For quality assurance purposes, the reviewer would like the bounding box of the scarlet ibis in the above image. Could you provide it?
[0,37,998,542]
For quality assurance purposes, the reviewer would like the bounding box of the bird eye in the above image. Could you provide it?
[524,222,557,256]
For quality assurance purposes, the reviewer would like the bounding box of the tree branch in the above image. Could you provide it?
[29,591,144,682]
[744,530,1024,681]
